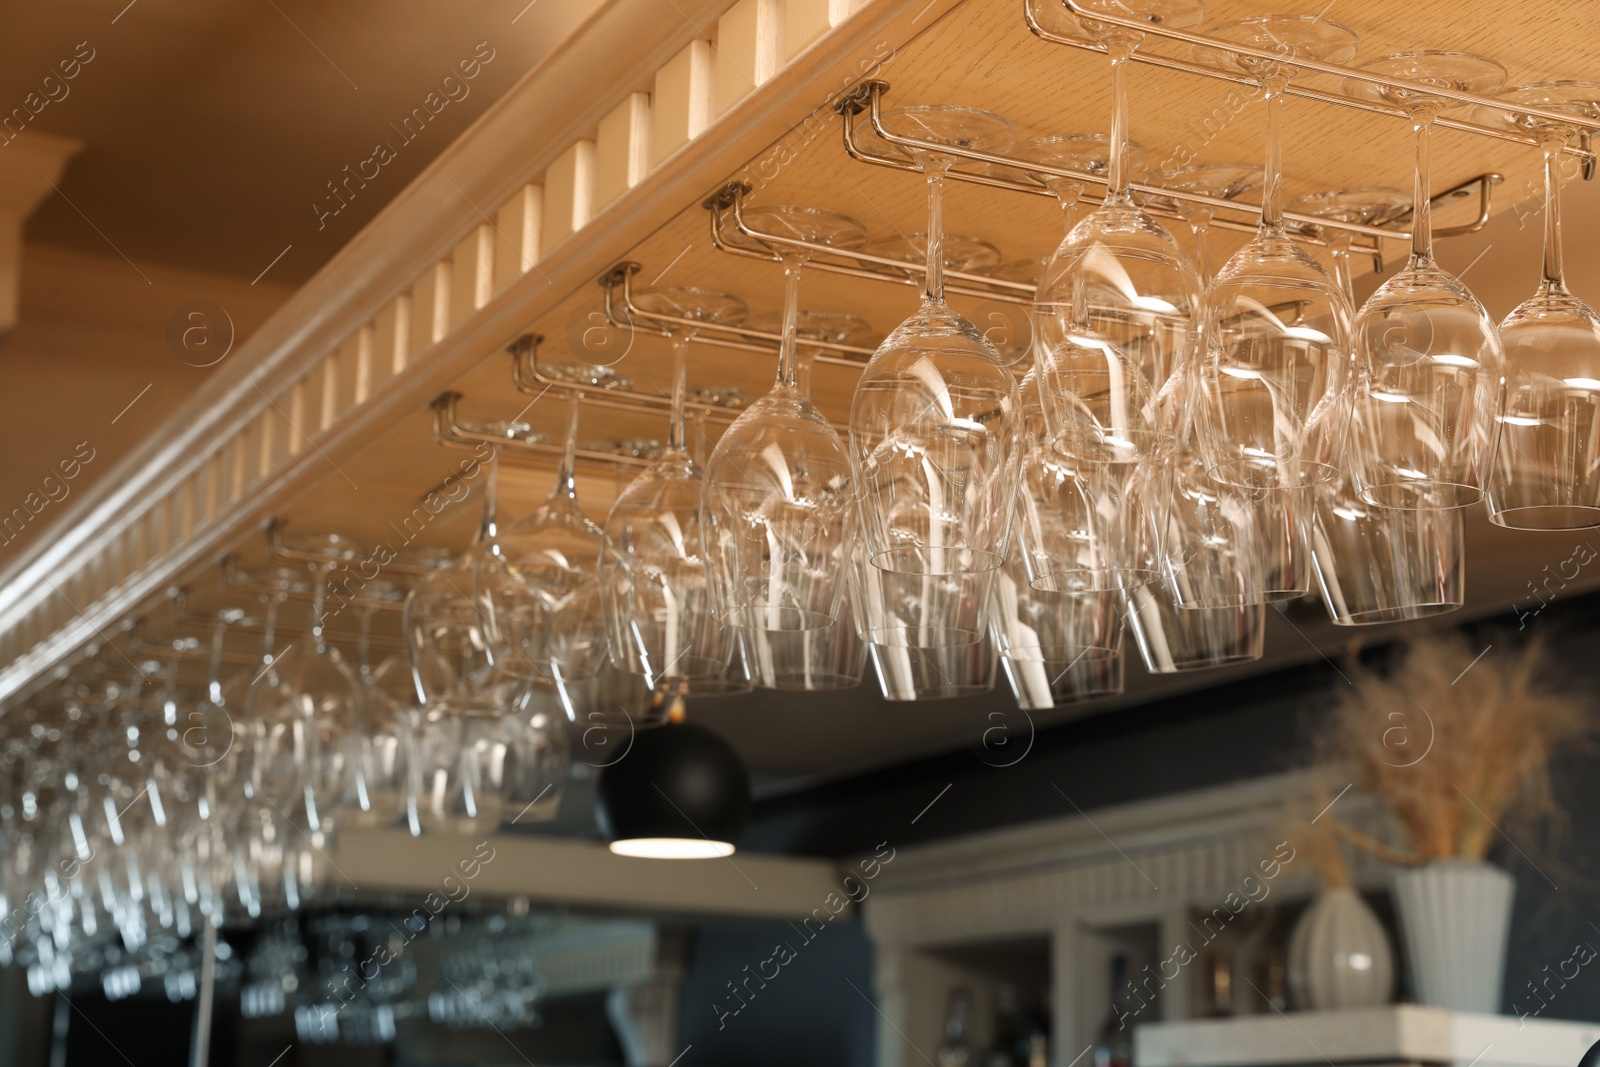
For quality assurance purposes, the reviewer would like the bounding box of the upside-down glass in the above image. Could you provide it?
[500,392,607,681]
[1475,82,1600,529]
[1294,188,1466,624]
[1344,52,1508,508]
[245,547,363,841]
[601,287,752,694]
[704,206,866,633]
[849,105,1024,577]
[992,496,1125,710]
[1037,0,1205,461]
[735,317,873,691]
[1191,16,1359,493]
[406,460,568,832]
[343,580,409,828]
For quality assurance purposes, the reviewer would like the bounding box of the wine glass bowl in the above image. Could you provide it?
[850,105,1024,578]
[1473,82,1600,529]
[602,287,752,694]
[1200,229,1355,490]
[1192,17,1360,495]
[1351,248,1504,509]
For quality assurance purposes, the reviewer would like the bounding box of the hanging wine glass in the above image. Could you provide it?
[1152,162,1263,284]
[406,456,568,832]
[704,205,866,636]
[1293,188,1465,624]
[850,105,1023,578]
[601,287,752,694]
[1029,133,1168,468]
[992,496,1124,710]
[500,392,607,677]
[245,555,360,842]
[342,580,408,828]
[1474,82,1600,528]
[1190,16,1360,493]
[1344,51,1508,508]
[735,312,872,691]
[495,392,651,726]
[1036,0,1205,461]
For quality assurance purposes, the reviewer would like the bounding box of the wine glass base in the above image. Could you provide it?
[863,626,986,648]
[748,672,866,692]
[726,606,836,631]
[1360,480,1481,510]
[1206,458,1339,492]
[646,675,752,700]
[1329,601,1464,625]
[1178,586,1310,607]
[1030,568,1155,595]
[869,547,1006,576]
[1487,504,1600,531]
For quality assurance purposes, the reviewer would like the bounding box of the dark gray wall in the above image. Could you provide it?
[672,595,1600,1065]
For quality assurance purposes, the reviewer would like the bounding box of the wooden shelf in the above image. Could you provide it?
[1136,1006,1600,1067]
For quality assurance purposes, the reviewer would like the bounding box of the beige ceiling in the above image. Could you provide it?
[3,0,604,283]
[0,0,607,569]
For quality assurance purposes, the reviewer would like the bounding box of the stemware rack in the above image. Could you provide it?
[836,78,1502,272]
[1028,0,1600,167]
[9,0,1598,718]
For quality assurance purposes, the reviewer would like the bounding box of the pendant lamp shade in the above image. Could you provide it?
[597,721,750,858]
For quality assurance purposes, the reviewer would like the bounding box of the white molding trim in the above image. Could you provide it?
[0,0,963,701]
[861,772,1394,1067]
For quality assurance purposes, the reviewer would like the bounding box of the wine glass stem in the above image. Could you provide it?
[1049,181,1084,231]
[477,448,500,542]
[208,622,226,705]
[1410,108,1436,263]
[556,391,580,501]
[356,605,374,676]
[777,252,805,388]
[669,334,690,454]
[1107,41,1134,202]
[1541,133,1567,291]
[309,564,329,647]
[798,348,816,399]
[923,156,951,304]
[1330,234,1354,302]
[1260,83,1287,233]
[262,595,281,665]
[1187,208,1214,284]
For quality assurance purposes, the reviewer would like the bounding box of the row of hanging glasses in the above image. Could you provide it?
[576,8,1600,714]
[6,0,1600,1002]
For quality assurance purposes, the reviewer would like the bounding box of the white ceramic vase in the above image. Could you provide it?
[1392,859,1516,1012]
[1287,887,1395,1009]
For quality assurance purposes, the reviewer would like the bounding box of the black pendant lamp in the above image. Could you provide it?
[596,705,750,859]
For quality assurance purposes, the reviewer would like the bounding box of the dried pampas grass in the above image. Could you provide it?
[1314,633,1590,864]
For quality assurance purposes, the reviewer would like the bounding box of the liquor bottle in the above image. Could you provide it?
[987,983,1022,1067]
[938,987,975,1067]
[1025,985,1051,1067]
[1093,955,1134,1067]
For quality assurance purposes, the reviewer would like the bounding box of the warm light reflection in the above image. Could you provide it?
[608,838,736,859]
